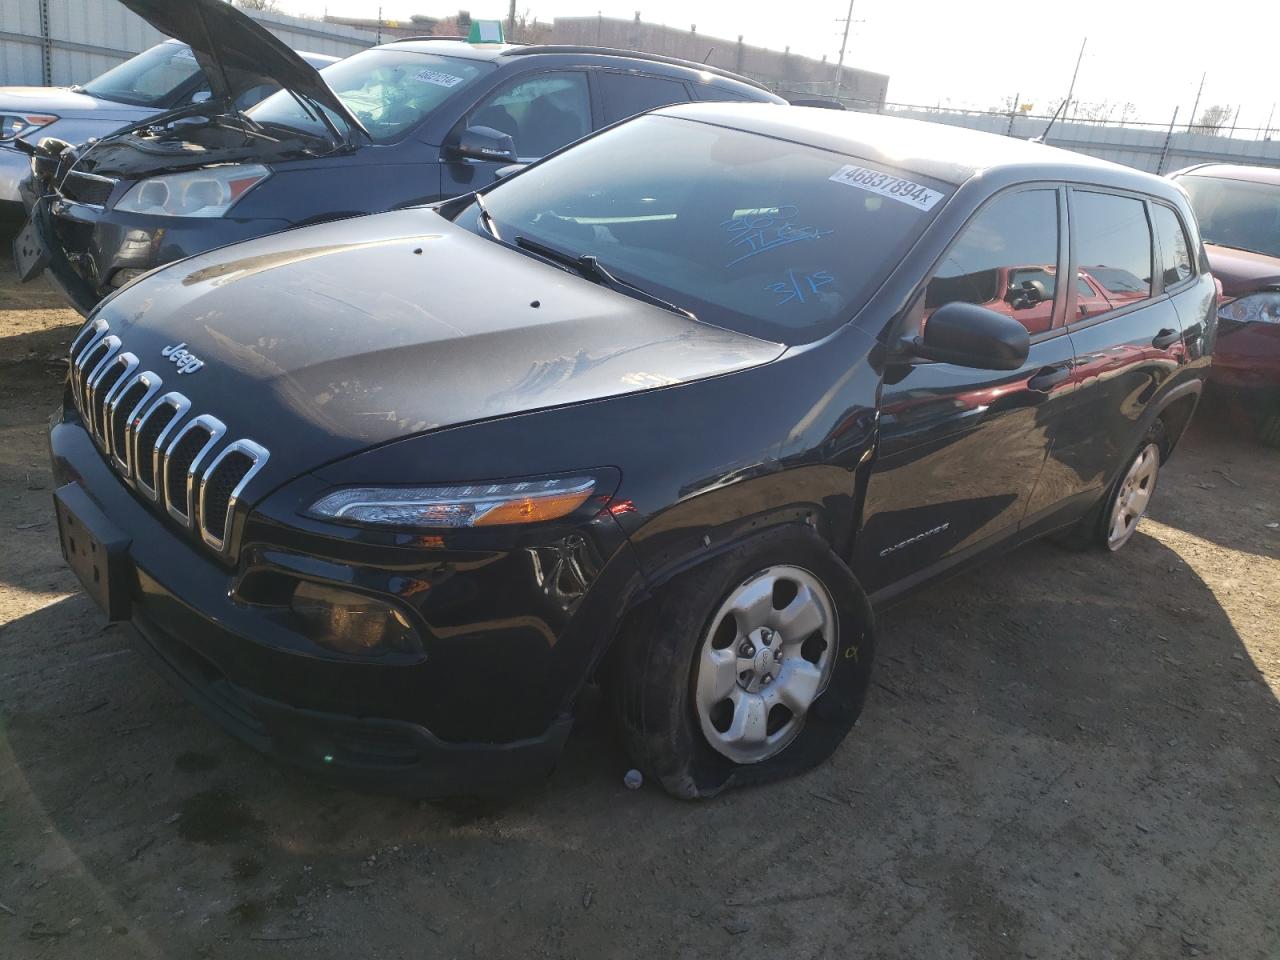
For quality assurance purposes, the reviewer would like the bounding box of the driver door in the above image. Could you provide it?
[441,70,592,196]
[855,186,1079,598]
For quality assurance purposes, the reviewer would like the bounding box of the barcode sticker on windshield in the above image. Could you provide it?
[413,69,464,87]
[829,165,944,211]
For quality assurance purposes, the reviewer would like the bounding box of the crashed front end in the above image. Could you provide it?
[17,114,306,314]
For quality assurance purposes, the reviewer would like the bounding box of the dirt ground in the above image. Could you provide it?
[1,247,1278,960]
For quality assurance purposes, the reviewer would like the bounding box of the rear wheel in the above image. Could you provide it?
[611,526,874,799]
[1103,441,1161,551]
[1052,422,1167,552]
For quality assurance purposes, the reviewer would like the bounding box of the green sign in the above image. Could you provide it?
[468,20,505,44]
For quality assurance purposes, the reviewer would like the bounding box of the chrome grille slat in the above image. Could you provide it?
[93,352,139,453]
[199,440,270,551]
[82,337,124,442]
[133,392,191,501]
[108,370,163,477]
[162,415,226,528]
[66,320,271,558]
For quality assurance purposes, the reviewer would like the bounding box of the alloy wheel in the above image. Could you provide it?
[1107,442,1160,551]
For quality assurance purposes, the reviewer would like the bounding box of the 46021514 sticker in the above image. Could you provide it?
[829,165,945,211]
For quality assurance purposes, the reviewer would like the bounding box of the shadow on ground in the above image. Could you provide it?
[2,523,1277,959]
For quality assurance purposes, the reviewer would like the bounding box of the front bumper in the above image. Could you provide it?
[50,407,641,795]
[35,193,290,315]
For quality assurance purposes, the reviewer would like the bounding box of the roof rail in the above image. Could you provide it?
[385,35,528,45]
[500,45,769,92]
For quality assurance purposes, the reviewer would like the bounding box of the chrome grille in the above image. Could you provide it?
[68,320,269,557]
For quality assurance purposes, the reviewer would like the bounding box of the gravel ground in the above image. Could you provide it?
[1,254,1278,960]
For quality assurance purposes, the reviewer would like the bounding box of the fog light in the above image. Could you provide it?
[290,581,419,656]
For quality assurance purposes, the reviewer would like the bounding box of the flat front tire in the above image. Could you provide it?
[611,526,874,799]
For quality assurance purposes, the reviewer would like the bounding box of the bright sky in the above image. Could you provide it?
[282,0,1278,129]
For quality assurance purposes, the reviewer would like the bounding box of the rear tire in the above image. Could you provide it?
[1053,421,1167,552]
[610,526,874,799]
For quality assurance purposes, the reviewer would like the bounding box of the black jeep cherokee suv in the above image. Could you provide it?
[48,104,1214,798]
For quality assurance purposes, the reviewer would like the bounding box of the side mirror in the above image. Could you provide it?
[451,125,517,164]
[1007,278,1048,309]
[190,89,212,104]
[913,301,1030,370]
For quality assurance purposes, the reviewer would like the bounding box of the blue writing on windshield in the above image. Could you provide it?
[767,269,835,305]
[722,207,832,267]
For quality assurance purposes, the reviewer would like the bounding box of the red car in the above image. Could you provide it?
[1171,163,1280,444]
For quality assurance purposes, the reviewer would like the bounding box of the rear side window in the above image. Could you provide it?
[923,189,1061,336]
[1151,204,1194,287]
[1072,191,1153,320]
[598,72,691,124]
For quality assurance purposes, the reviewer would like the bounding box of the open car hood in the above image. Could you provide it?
[120,0,366,136]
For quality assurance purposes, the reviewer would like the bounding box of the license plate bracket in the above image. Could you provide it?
[54,483,133,621]
[13,209,49,282]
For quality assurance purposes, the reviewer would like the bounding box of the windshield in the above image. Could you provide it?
[81,42,202,107]
[476,114,950,344]
[1181,175,1280,259]
[249,49,494,143]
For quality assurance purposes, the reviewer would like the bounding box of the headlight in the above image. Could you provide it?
[0,113,57,141]
[1218,291,1280,325]
[114,164,270,217]
[309,476,598,528]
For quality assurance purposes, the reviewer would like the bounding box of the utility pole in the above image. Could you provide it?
[1187,72,1205,132]
[1062,37,1086,123]
[832,0,855,101]
[507,0,516,39]
[1229,105,1240,138]
[1262,102,1276,142]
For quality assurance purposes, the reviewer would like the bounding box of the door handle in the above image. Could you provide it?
[1027,363,1072,392]
[1152,328,1181,349]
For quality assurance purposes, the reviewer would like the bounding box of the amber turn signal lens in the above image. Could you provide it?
[472,489,594,525]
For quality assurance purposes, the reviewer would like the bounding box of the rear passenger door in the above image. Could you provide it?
[594,70,693,125]
[1026,189,1187,525]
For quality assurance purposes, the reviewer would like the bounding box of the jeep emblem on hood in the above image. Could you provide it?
[162,342,205,375]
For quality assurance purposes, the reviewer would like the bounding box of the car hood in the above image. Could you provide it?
[1204,243,1280,299]
[0,87,153,120]
[91,208,784,477]
[118,0,365,136]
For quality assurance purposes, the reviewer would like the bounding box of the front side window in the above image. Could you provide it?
[1072,191,1153,321]
[598,72,690,124]
[1179,174,1280,259]
[477,114,950,344]
[250,50,494,143]
[467,72,591,159]
[922,189,1061,335]
[81,43,202,107]
[1152,204,1194,287]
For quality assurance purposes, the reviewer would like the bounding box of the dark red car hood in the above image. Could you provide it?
[1204,243,1280,299]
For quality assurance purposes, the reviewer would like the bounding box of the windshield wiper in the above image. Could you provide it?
[513,235,698,321]
[473,192,500,240]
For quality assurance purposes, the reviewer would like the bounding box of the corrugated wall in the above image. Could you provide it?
[0,0,377,87]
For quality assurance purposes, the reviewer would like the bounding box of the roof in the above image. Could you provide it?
[377,38,772,93]
[1173,162,1280,187]
[654,103,1184,198]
